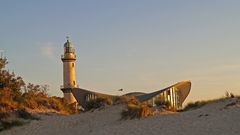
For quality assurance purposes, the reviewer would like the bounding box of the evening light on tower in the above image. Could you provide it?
[58,38,191,110]
[61,37,78,105]
[1,1,240,134]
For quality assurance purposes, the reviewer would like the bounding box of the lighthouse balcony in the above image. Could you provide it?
[61,54,76,60]
[60,85,80,89]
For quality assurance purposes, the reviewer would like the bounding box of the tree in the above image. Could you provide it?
[0,58,25,104]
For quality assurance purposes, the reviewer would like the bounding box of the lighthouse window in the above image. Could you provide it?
[72,63,74,67]
[73,81,75,85]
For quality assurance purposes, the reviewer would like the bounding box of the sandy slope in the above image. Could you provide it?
[1,98,240,135]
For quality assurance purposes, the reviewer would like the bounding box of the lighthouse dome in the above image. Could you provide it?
[64,39,73,48]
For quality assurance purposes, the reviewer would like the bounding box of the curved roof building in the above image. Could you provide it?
[71,81,191,110]
[135,80,191,110]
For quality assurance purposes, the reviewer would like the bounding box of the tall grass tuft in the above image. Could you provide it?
[85,96,113,111]
[121,103,152,119]
[183,92,238,111]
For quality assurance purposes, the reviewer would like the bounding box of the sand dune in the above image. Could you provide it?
[1,98,240,135]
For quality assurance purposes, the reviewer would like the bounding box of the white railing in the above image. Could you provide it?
[61,54,76,59]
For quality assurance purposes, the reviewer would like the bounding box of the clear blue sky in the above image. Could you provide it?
[1,0,240,103]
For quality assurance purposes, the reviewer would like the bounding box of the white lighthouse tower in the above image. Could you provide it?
[61,37,78,104]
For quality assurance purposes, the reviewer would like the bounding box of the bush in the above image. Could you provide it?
[21,98,38,109]
[98,96,113,105]
[0,58,78,115]
[121,103,152,119]
[120,97,153,119]
[114,96,130,104]
[114,96,139,105]
[85,98,104,111]
[0,101,18,112]
[47,97,63,111]
[85,96,113,111]
[128,98,139,105]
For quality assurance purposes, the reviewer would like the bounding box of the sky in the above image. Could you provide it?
[1,0,240,103]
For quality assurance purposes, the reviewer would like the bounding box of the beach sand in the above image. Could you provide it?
[1,98,240,135]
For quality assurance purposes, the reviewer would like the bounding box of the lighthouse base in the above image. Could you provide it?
[61,88,78,104]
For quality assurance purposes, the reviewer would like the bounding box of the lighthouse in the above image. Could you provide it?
[61,37,78,104]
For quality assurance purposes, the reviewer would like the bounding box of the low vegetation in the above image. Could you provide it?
[114,95,139,105]
[183,91,239,111]
[120,96,179,119]
[0,58,78,131]
[0,58,76,114]
[121,97,153,119]
[121,103,152,119]
[84,95,154,118]
[85,96,113,111]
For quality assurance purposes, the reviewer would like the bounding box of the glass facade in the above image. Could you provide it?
[65,47,75,54]
[85,94,97,102]
[147,87,181,110]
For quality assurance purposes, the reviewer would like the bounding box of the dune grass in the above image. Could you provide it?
[121,103,152,119]
[183,92,239,111]
[121,97,153,119]
[85,96,113,111]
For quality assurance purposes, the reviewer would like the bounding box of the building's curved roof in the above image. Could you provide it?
[124,92,146,97]
[136,80,191,105]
